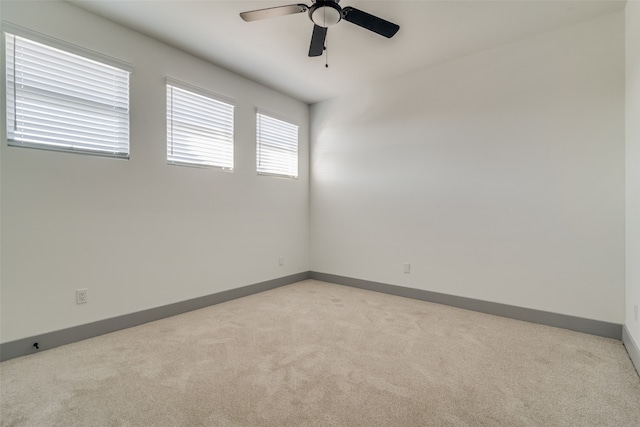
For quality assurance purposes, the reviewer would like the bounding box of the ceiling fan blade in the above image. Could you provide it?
[240,4,308,22]
[308,25,327,57]
[342,6,400,38]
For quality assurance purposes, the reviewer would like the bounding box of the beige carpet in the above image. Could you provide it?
[1,280,639,426]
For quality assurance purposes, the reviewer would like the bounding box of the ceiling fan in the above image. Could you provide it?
[239,0,400,57]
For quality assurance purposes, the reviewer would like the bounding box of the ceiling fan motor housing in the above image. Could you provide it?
[310,0,342,28]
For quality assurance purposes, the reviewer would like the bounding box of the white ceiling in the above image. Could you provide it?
[68,0,625,104]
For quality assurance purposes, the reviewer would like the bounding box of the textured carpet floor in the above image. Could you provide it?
[1,280,639,426]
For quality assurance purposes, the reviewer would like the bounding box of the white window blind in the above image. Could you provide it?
[166,82,234,169]
[256,111,298,178]
[5,33,130,158]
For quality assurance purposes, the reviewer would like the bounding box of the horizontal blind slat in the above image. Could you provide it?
[15,57,129,88]
[16,73,129,106]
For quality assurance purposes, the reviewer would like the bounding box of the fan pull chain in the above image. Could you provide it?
[325,40,329,68]
[324,7,328,67]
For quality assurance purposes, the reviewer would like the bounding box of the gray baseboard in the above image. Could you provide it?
[0,272,311,362]
[623,326,640,378]
[2,271,626,363]
[310,272,622,340]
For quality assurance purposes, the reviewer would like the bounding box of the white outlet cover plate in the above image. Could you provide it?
[76,288,88,304]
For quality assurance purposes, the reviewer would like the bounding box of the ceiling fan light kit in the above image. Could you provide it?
[240,0,399,58]
[310,1,342,27]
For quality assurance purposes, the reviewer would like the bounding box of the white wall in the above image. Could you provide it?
[0,1,309,343]
[626,1,640,345]
[311,11,625,323]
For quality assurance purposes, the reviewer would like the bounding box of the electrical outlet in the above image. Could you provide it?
[76,288,88,304]
[403,263,411,274]
[635,304,638,322]
[279,256,284,266]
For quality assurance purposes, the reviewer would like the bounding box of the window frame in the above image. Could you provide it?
[3,24,131,159]
[256,109,299,179]
[166,78,235,170]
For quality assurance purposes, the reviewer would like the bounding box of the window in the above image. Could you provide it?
[256,111,298,178]
[5,32,130,158]
[166,81,234,169]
